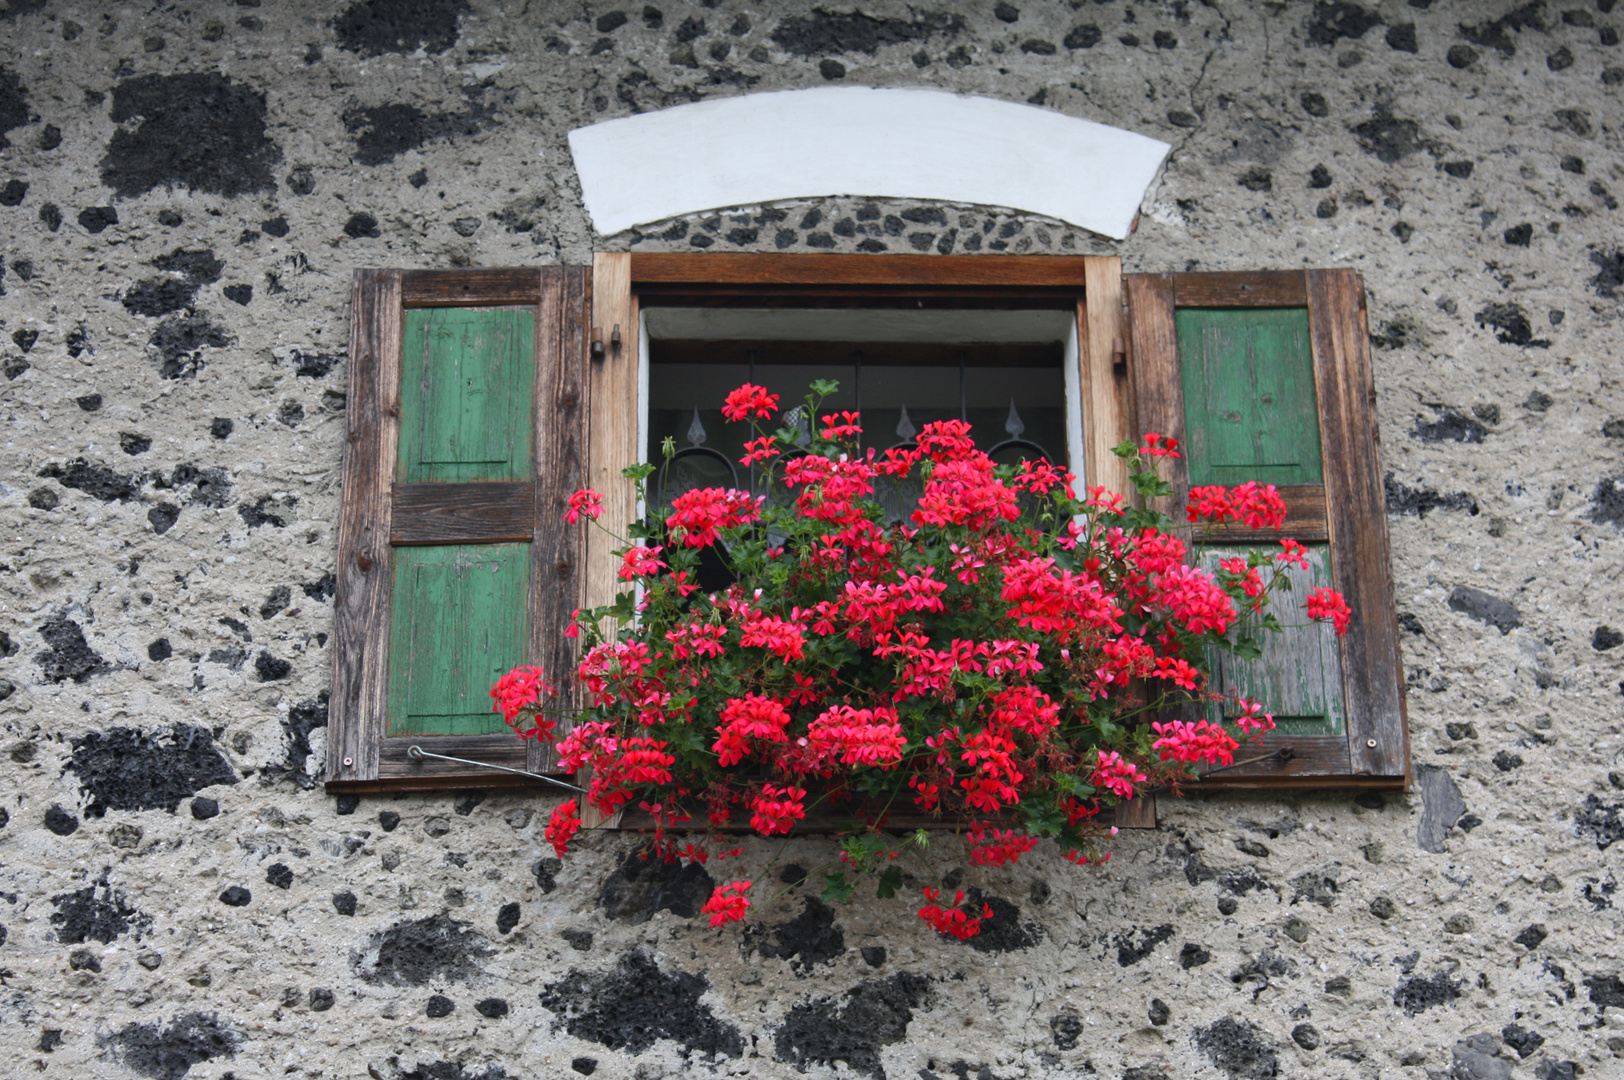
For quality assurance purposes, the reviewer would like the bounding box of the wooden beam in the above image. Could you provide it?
[402,269,544,307]
[327,270,402,787]
[631,252,1101,288]
[1307,269,1410,784]
[1172,271,1308,308]
[650,339,1062,369]
[580,253,638,826]
[1080,256,1135,500]
[390,482,535,545]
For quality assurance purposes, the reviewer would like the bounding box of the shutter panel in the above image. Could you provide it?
[327,268,588,791]
[1125,269,1409,788]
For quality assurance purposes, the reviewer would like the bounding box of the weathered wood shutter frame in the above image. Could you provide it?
[1125,269,1410,789]
[327,268,588,792]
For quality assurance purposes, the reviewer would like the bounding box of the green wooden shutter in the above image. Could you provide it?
[1126,270,1409,789]
[328,269,588,791]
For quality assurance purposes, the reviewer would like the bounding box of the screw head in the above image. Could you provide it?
[1365,739,1377,749]
[343,756,354,768]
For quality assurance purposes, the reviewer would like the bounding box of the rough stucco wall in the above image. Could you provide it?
[0,1,1620,1078]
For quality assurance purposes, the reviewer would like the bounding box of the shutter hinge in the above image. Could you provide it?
[1112,335,1127,372]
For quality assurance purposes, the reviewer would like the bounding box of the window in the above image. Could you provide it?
[325,256,1408,802]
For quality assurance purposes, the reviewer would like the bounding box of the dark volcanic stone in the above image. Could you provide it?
[1461,3,1547,58]
[1502,1023,1545,1058]
[148,504,179,534]
[772,972,929,1078]
[425,994,454,1017]
[52,876,148,944]
[291,349,340,378]
[210,417,234,439]
[599,845,714,923]
[78,206,118,233]
[333,890,358,916]
[541,949,744,1059]
[1352,105,1427,163]
[344,212,380,239]
[496,902,520,935]
[191,797,219,820]
[754,897,845,971]
[27,487,56,510]
[120,432,152,456]
[1148,998,1171,1026]
[223,284,252,306]
[37,613,109,684]
[475,997,509,1018]
[379,810,401,831]
[69,725,236,815]
[333,0,469,56]
[44,804,79,836]
[1051,1011,1083,1050]
[571,1059,597,1076]
[1575,795,1624,849]
[150,311,233,379]
[1193,1016,1279,1079]
[354,913,490,986]
[770,9,961,56]
[1064,24,1103,49]
[38,458,139,502]
[344,102,492,166]
[265,863,293,889]
[1292,1022,1322,1050]
[561,928,593,951]
[1307,2,1381,46]
[147,639,172,662]
[1595,626,1624,651]
[1515,924,1548,949]
[1393,971,1460,1015]
[103,1012,241,1080]
[1594,477,1624,527]
[0,67,27,148]
[1448,585,1521,634]
[1414,406,1489,444]
[259,693,328,790]
[1114,924,1175,967]
[1386,22,1417,52]
[219,886,251,906]
[1385,475,1477,517]
[309,987,335,1011]
[1591,249,1624,300]
[0,178,25,205]
[102,74,280,198]
[1475,302,1548,347]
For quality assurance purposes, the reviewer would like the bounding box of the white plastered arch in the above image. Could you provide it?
[568,87,1171,241]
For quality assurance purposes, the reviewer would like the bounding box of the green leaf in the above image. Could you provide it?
[821,871,855,905]
[1230,635,1264,661]
[809,378,841,398]
[876,866,903,900]
[622,462,657,481]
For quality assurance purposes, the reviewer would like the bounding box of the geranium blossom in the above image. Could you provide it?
[701,880,753,926]
[544,800,581,858]
[565,487,604,524]
[1091,750,1147,799]
[749,784,808,835]
[721,383,779,421]
[918,887,992,940]
[1306,586,1352,635]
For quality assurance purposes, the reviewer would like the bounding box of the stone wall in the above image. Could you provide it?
[0,1,1621,1078]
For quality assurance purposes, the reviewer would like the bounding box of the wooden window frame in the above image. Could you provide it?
[325,255,1409,801]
